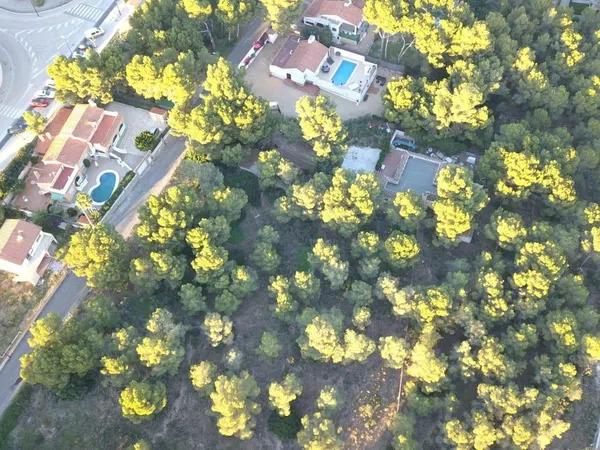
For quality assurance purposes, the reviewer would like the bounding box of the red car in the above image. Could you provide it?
[31,97,50,108]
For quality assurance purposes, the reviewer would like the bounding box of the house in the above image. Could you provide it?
[23,104,125,206]
[270,35,377,103]
[0,219,56,285]
[303,0,368,44]
[379,148,446,196]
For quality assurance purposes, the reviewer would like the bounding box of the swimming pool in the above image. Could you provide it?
[331,60,357,86]
[397,157,441,195]
[90,171,119,204]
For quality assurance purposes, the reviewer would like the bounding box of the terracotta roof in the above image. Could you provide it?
[381,149,408,180]
[43,136,88,166]
[150,107,168,117]
[272,37,328,73]
[35,107,74,155]
[0,219,42,265]
[51,166,75,191]
[62,104,104,140]
[30,162,62,184]
[305,0,364,26]
[91,114,122,148]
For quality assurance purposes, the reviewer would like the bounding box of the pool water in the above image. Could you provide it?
[90,171,118,204]
[331,60,357,86]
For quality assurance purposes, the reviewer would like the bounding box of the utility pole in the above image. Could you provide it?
[28,0,40,17]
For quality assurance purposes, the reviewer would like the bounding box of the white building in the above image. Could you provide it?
[269,36,377,103]
[0,219,56,285]
[303,0,368,44]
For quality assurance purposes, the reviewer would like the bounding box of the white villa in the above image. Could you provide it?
[269,36,377,103]
[0,219,56,285]
[303,0,368,44]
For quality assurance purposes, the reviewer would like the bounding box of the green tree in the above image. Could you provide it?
[250,225,280,273]
[178,283,208,314]
[297,411,343,450]
[210,371,261,439]
[268,275,298,320]
[309,239,349,290]
[386,191,427,231]
[268,373,303,416]
[48,56,113,103]
[297,308,345,364]
[130,251,186,292]
[259,0,303,31]
[62,224,129,289]
[258,331,281,358]
[383,232,420,268]
[23,111,47,135]
[136,308,186,376]
[202,312,234,347]
[296,95,348,164]
[190,360,216,395]
[256,149,300,190]
[169,58,269,165]
[484,208,527,250]
[119,380,167,423]
[379,336,409,369]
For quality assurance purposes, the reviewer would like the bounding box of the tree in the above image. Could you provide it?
[320,169,381,236]
[75,192,98,226]
[256,149,300,190]
[210,371,261,439]
[296,96,348,164]
[169,58,269,165]
[190,360,216,395]
[268,275,298,320]
[484,208,527,250]
[309,239,349,290]
[379,336,409,369]
[383,232,420,268]
[297,308,345,364]
[130,251,186,293]
[136,308,186,376]
[258,331,281,358]
[48,55,113,103]
[119,380,167,423]
[386,191,426,231]
[135,131,157,151]
[216,0,256,40]
[23,111,47,135]
[406,327,448,392]
[62,224,129,289]
[250,225,280,273]
[316,385,343,412]
[342,329,376,363]
[292,271,321,302]
[259,0,303,32]
[178,283,208,314]
[202,312,234,347]
[297,412,343,450]
[268,373,303,416]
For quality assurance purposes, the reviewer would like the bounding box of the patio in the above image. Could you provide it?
[81,157,130,207]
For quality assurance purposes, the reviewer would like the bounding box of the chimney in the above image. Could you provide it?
[16,230,24,242]
[344,0,352,6]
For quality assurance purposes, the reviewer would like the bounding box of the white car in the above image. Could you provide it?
[84,27,104,40]
[35,87,55,99]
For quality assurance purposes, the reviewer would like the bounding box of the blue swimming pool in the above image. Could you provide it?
[331,60,357,86]
[90,171,118,204]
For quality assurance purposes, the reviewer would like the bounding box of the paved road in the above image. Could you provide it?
[0,135,185,416]
[0,0,116,162]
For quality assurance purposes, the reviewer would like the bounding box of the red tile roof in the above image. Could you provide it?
[0,219,42,265]
[305,0,364,26]
[44,137,88,166]
[272,37,328,73]
[35,107,74,155]
[381,149,408,180]
[91,114,122,148]
[51,166,75,191]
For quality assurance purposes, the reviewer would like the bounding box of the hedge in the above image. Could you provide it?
[99,171,135,217]
[0,142,36,199]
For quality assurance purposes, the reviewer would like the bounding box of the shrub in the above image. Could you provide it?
[66,207,78,217]
[267,407,302,441]
[83,159,91,168]
[135,131,156,151]
[301,26,333,47]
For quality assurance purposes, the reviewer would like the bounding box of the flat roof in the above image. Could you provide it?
[394,156,441,195]
[341,146,381,173]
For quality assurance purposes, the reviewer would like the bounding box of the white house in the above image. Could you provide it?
[269,36,377,103]
[303,0,368,44]
[0,219,56,285]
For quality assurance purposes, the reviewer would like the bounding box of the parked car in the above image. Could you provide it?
[84,27,104,40]
[30,98,50,108]
[7,117,26,135]
[34,87,55,99]
[73,44,91,58]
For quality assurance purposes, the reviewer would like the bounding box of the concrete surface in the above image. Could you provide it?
[341,145,381,173]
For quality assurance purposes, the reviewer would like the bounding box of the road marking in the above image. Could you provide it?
[0,104,22,119]
[64,3,103,22]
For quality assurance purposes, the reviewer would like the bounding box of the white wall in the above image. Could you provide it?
[269,65,307,85]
